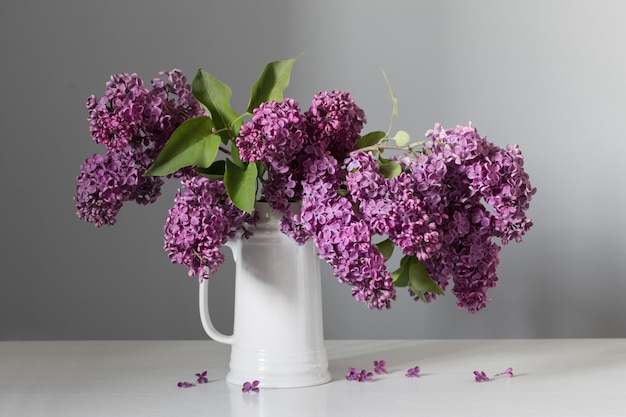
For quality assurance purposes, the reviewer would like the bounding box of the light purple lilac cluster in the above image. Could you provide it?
[75,70,204,227]
[163,176,256,281]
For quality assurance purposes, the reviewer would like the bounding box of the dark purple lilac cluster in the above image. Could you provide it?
[75,70,204,227]
[163,176,256,281]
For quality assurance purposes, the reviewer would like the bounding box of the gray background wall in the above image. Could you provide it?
[1,0,625,340]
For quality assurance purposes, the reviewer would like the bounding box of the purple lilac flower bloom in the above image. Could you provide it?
[345,367,359,381]
[196,371,209,384]
[474,371,490,382]
[75,147,164,227]
[86,73,150,152]
[242,380,260,393]
[425,123,536,246]
[76,70,204,227]
[395,123,536,313]
[237,98,307,172]
[293,153,397,309]
[346,152,441,261]
[177,381,196,388]
[374,360,387,374]
[406,366,421,377]
[305,90,366,158]
[163,176,256,281]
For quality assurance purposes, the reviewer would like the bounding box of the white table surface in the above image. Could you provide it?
[1,339,625,417]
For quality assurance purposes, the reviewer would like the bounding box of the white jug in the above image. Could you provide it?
[199,202,331,388]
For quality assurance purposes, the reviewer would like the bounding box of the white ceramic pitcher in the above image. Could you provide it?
[199,202,331,388]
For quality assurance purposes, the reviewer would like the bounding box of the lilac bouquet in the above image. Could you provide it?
[75,57,535,313]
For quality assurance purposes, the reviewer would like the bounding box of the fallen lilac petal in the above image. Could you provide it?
[494,367,514,378]
[473,371,490,382]
[405,366,421,377]
[196,371,209,384]
[346,367,373,382]
[242,380,260,393]
[357,370,373,382]
[374,360,387,374]
[177,381,196,388]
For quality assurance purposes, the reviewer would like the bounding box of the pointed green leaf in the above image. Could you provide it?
[144,116,220,176]
[378,160,402,179]
[230,140,244,168]
[392,255,410,287]
[224,159,258,213]
[393,130,410,146]
[356,131,386,149]
[255,161,266,179]
[247,56,300,113]
[407,258,444,295]
[195,160,226,180]
[376,238,394,260]
[391,267,403,285]
[192,69,243,142]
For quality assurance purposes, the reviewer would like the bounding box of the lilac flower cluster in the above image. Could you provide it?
[74,148,164,227]
[305,90,366,157]
[237,98,307,172]
[295,155,397,309]
[163,176,256,281]
[415,123,535,312]
[75,70,204,227]
[237,92,399,310]
[337,123,534,313]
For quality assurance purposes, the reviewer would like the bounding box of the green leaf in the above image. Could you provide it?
[393,130,410,147]
[229,140,244,168]
[224,159,258,213]
[356,131,386,149]
[376,238,394,260]
[392,256,410,287]
[144,116,220,176]
[255,161,266,179]
[378,160,402,179]
[247,56,301,113]
[192,70,243,142]
[407,257,444,295]
[195,160,226,180]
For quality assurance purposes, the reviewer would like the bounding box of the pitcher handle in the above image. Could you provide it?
[198,249,235,344]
